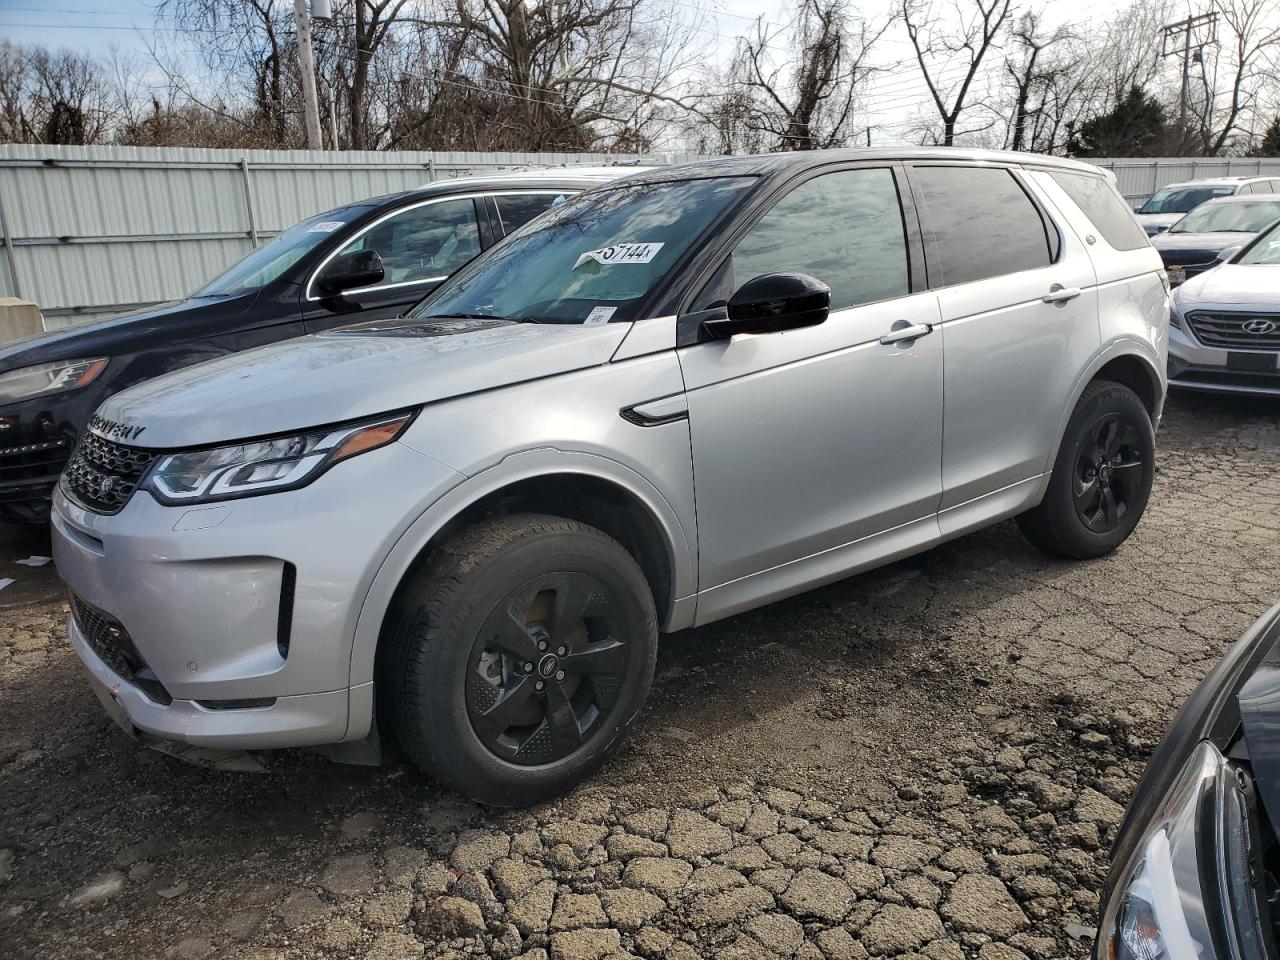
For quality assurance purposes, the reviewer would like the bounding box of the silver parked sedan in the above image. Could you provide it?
[1169,217,1280,396]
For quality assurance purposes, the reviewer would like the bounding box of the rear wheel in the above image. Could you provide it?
[379,513,657,806]
[1017,380,1155,559]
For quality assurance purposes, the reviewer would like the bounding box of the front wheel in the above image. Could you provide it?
[1017,380,1155,560]
[379,514,657,806]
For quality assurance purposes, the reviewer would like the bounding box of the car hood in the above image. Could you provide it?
[95,316,630,448]
[1176,262,1280,306]
[1152,231,1254,261]
[1136,213,1182,234]
[0,295,256,371]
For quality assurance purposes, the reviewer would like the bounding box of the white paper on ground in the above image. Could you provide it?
[16,556,50,567]
[0,578,13,591]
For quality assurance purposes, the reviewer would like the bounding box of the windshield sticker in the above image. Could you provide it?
[574,242,664,270]
[307,220,346,233]
[583,306,617,326]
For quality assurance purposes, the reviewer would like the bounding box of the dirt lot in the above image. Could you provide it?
[2,392,1278,960]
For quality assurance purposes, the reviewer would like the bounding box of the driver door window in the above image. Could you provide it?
[303,197,482,332]
[332,198,481,290]
[727,167,910,309]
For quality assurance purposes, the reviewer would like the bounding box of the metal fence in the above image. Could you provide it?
[0,144,706,329]
[3,145,1280,330]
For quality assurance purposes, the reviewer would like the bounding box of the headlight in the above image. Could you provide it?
[142,411,415,504]
[0,358,108,404]
[1169,297,1186,331]
[1097,741,1269,960]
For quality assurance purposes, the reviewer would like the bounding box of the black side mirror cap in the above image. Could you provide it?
[316,249,385,296]
[701,273,831,339]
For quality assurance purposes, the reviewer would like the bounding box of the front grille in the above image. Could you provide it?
[0,437,71,487]
[70,593,172,704]
[1187,312,1280,351]
[63,432,156,514]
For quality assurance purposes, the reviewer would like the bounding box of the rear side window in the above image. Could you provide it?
[494,193,563,233]
[1050,172,1150,251]
[726,167,910,311]
[910,166,1055,287]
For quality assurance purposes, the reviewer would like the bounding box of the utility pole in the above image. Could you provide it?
[294,0,323,150]
[1162,11,1218,139]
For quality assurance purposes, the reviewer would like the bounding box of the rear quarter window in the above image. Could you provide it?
[1050,172,1150,251]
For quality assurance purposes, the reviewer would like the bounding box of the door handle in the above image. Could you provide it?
[879,322,933,345]
[1042,285,1082,304]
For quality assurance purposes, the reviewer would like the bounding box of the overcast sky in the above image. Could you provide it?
[0,0,1158,145]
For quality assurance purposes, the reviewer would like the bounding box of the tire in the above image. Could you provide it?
[379,513,658,806]
[1017,380,1155,560]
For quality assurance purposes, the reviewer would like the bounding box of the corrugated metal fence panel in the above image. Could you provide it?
[0,144,705,325]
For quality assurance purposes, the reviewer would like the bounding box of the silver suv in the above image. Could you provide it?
[52,149,1169,805]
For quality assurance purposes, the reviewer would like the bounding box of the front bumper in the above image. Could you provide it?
[52,439,465,750]
[1168,323,1280,397]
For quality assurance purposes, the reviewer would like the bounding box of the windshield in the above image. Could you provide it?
[1139,185,1233,215]
[194,205,372,297]
[411,176,755,325]
[1170,199,1280,234]
[1240,222,1280,265]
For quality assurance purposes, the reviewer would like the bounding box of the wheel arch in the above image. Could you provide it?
[346,449,695,737]
[1043,339,1165,477]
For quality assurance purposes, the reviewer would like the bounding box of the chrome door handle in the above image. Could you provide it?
[1042,285,1082,304]
[879,322,933,345]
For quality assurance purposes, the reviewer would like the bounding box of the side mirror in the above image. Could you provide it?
[1216,245,1243,262]
[702,273,830,339]
[316,249,384,295]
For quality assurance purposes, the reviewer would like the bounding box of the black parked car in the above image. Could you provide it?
[1094,603,1280,960]
[0,168,632,522]
[1152,194,1280,286]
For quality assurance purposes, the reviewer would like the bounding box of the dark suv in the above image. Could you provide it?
[0,168,629,522]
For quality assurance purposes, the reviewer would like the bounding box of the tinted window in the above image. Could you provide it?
[724,168,909,311]
[912,166,1053,287]
[334,198,480,288]
[495,193,564,233]
[1050,172,1149,251]
[413,177,754,325]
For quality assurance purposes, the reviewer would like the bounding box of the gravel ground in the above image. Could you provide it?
[2,391,1278,960]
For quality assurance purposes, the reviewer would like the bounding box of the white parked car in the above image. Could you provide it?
[1169,217,1280,396]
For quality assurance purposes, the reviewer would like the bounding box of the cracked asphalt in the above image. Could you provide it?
[1,391,1278,960]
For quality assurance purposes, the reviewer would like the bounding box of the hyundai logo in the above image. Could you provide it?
[1242,318,1278,336]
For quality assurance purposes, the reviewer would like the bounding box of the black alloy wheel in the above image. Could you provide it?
[1073,414,1146,534]
[1016,380,1156,560]
[467,573,631,765]
[379,513,657,806]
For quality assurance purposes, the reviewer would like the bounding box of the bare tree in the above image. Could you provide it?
[717,0,887,151]
[1189,0,1280,155]
[1002,11,1072,151]
[901,0,1014,146]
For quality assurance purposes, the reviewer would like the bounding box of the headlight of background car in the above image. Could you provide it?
[0,358,108,404]
[1097,740,1270,960]
[143,411,415,504]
